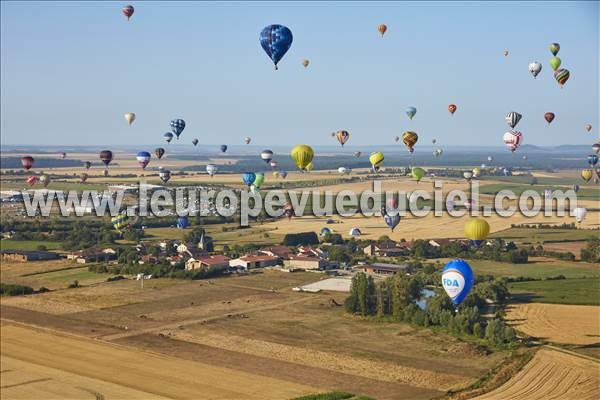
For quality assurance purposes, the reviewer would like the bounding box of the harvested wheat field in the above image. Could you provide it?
[0,323,318,400]
[472,348,600,400]
[505,303,600,345]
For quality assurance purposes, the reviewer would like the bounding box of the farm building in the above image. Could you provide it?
[176,242,208,258]
[67,248,117,264]
[185,255,231,271]
[229,255,281,270]
[284,255,328,270]
[1,250,59,262]
[355,263,412,276]
[362,241,412,257]
[258,246,293,260]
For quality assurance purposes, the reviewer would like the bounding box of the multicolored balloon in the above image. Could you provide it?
[159,169,171,183]
[252,172,265,191]
[26,176,37,187]
[261,150,274,163]
[505,111,522,128]
[260,24,293,70]
[21,156,34,170]
[353,151,361,158]
[592,143,600,154]
[170,119,186,139]
[549,42,560,56]
[369,151,384,172]
[402,131,418,153]
[503,130,523,152]
[155,148,165,159]
[448,104,457,115]
[336,130,350,146]
[112,213,130,233]
[122,5,134,20]
[442,259,474,307]
[59,152,67,159]
[383,213,400,231]
[270,160,278,169]
[136,151,151,169]
[554,69,570,87]
[242,172,256,187]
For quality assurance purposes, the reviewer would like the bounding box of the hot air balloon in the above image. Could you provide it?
[177,216,189,229]
[574,207,587,223]
[59,152,67,159]
[192,138,199,146]
[270,160,278,169]
[394,136,400,143]
[405,106,417,120]
[301,59,309,68]
[252,173,265,191]
[585,124,593,132]
[503,130,523,152]
[170,119,186,139]
[487,156,493,162]
[554,69,570,87]
[464,218,490,246]
[544,112,555,124]
[112,213,130,234]
[260,24,293,70]
[505,111,522,128]
[384,214,400,231]
[306,162,314,172]
[378,24,387,37]
[412,167,425,182]
[571,184,580,193]
[549,42,560,56]
[39,174,50,187]
[220,145,228,153]
[273,171,280,178]
[284,202,293,220]
[402,131,418,153]
[164,132,174,143]
[159,169,171,183]
[330,132,336,138]
[320,227,331,236]
[432,138,437,144]
[369,151,384,172]
[549,56,561,71]
[242,172,256,188]
[99,150,113,167]
[349,227,361,237]
[206,164,217,177]
[338,167,350,175]
[503,50,509,56]
[448,104,457,115]
[21,156,34,170]
[136,151,151,169]
[261,150,274,163]
[433,148,443,158]
[244,136,251,144]
[353,151,361,158]
[528,62,542,78]
[80,173,88,183]
[124,112,135,125]
[442,259,474,307]
[463,171,473,181]
[26,176,37,187]
[472,167,481,178]
[588,154,599,167]
[84,161,92,170]
[121,4,134,20]
[336,130,350,146]
[279,171,288,179]
[155,148,165,159]
[290,144,314,171]
[592,143,600,154]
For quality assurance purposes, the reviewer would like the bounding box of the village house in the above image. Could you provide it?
[67,248,117,264]
[176,242,208,259]
[1,250,59,262]
[355,263,412,276]
[258,246,294,260]
[284,255,328,270]
[428,239,470,248]
[185,255,231,271]
[138,254,160,265]
[362,241,412,257]
[297,246,328,258]
[229,254,281,271]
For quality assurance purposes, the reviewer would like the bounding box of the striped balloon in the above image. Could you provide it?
[554,69,570,87]
[111,213,130,233]
[290,144,314,171]
[336,130,350,146]
[503,130,523,152]
[505,111,522,128]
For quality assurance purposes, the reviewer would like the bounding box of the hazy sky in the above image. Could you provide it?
[1,1,598,147]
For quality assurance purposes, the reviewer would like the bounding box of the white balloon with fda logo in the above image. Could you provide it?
[441,259,474,307]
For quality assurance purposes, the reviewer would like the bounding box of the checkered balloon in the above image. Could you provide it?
[260,24,293,70]
[170,119,186,138]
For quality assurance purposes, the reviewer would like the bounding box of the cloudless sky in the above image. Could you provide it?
[1,1,598,147]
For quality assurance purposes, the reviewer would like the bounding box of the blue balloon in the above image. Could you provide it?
[588,154,599,167]
[170,119,186,138]
[320,227,331,236]
[220,145,228,153]
[242,172,256,187]
[163,132,174,143]
[405,106,417,120]
[177,216,189,229]
[383,213,400,231]
[441,259,474,307]
[260,24,293,70]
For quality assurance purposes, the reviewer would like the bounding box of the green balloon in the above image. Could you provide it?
[252,172,265,189]
[549,42,560,56]
[411,167,425,182]
[550,56,561,71]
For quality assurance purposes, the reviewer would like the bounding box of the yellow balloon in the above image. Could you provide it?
[402,131,418,149]
[306,162,314,172]
[464,218,490,241]
[472,167,481,178]
[124,112,136,125]
[581,169,593,182]
[369,151,384,171]
[290,145,314,171]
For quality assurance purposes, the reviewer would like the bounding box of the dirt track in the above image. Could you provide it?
[1,323,317,400]
[505,303,600,345]
[472,348,600,400]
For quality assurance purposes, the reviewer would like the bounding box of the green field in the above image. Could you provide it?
[15,266,114,289]
[0,239,62,251]
[490,228,598,243]
[469,259,600,280]
[508,278,600,305]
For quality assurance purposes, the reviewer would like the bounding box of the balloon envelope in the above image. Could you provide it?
[99,150,113,166]
[220,145,228,153]
[177,216,189,229]
[574,207,587,223]
[378,24,387,36]
[170,119,186,138]
[290,145,314,171]
[124,112,135,125]
[164,132,174,143]
[411,167,425,182]
[405,106,417,120]
[155,148,165,159]
[464,218,490,244]
[442,259,474,306]
[122,5,134,20]
[21,156,34,170]
[206,164,218,176]
[242,172,256,187]
[544,112,555,124]
[260,24,293,69]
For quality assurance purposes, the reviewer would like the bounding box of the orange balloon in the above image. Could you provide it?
[378,24,387,37]
[448,104,457,114]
